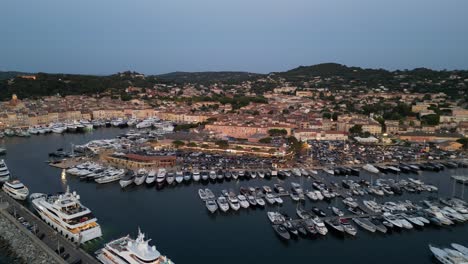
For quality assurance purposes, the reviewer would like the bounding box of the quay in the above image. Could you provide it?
[0,200,65,264]
[49,157,88,169]
[0,191,100,264]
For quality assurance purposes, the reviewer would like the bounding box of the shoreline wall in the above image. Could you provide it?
[0,207,63,264]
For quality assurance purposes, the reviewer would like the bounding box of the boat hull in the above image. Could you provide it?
[33,202,102,244]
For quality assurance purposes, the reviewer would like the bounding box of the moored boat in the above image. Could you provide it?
[96,228,174,264]
[2,179,29,200]
[31,187,102,244]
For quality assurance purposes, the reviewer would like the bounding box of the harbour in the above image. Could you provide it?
[1,127,468,263]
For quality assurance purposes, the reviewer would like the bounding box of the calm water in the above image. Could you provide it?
[1,128,468,264]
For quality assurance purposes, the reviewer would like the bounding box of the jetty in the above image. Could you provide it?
[0,192,100,264]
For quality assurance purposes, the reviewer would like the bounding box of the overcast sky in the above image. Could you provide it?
[1,0,468,74]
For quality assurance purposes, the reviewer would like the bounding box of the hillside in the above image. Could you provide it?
[156,71,263,84]
[275,63,393,80]
[1,64,467,101]
[0,72,158,101]
[0,71,32,80]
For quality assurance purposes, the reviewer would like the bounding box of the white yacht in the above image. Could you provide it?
[135,118,154,129]
[363,164,380,174]
[237,195,250,208]
[429,245,468,264]
[95,169,126,184]
[175,171,183,184]
[311,216,328,236]
[217,196,230,212]
[146,170,156,185]
[156,168,166,183]
[51,123,67,134]
[111,118,126,127]
[30,186,102,244]
[96,228,174,264]
[228,196,241,211]
[192,170,200,182]
[134,169,147,186]
[119,173,135,188]
[452,244,468,256]
[205,200,218,213]
[2,179,29,200]
[0,159,10,182]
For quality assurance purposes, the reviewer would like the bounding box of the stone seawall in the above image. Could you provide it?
[0,236,23,263]
[0,208,63,264]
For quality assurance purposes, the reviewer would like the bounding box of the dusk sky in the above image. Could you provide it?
[2,0,468,74]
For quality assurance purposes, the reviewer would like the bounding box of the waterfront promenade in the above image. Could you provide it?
[0,191,100,264]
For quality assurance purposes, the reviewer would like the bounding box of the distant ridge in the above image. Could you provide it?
[2,62,467,81]
[155,71,262,83]
[275,62,393,80]
[0,71,32,80]
[1,62,467,100]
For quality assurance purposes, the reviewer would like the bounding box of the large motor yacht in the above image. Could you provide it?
[96,228,174,264]
[0,159,10,182]
[30,186,102,244]
[2,179,29,200]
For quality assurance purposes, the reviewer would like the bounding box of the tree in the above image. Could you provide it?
[332,112,339,121]
[349,125,363,134]
[457,138,468,149]
[206,117,218,123]
[421,114,440,126]
[268,129,287,137]
[187,142,197,147]
[172,140,185,148]
[259,137,272,144]
[215,140,229,149]
[362,131,371,138]
[174,123,198,132]
[322,112,332,119]
[287,136,304,155]
[282,109,290,114]
[120,92,132,101]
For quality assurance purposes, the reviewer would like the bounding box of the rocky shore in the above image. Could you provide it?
[0,210,61,264]
[0,237,23,263]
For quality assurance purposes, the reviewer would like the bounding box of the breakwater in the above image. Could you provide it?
[0,237,22,264]
[0,203,63,264]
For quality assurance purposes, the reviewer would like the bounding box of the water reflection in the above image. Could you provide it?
[60,169,67,188]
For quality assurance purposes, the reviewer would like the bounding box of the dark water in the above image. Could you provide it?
[1,128,468,264]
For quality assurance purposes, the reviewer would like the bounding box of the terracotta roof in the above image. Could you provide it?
[125,154,176,162]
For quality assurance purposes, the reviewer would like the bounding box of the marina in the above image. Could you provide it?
[1,128,468,263]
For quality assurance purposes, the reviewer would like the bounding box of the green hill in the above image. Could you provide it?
[276,63,393,81]
[156,71,263,84]
[0,71,32,80]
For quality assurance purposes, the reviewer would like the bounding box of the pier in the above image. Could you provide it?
[49,158,86,169]
[0,192,100,264]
